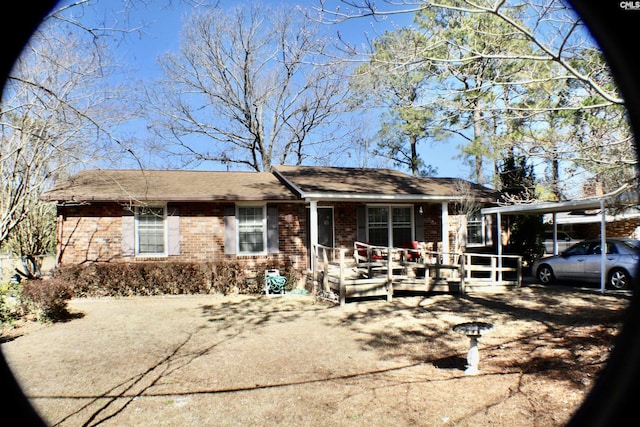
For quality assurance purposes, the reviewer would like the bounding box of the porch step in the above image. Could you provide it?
[394,278,462,293]
[325,276,389,299]
[327,276,388,286]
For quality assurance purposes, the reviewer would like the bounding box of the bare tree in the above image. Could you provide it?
[0,1,144,247]
[146,3,354,171]
[449,179,483,252]
[1,200,56,258]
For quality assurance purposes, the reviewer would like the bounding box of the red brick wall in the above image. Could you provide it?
[56,201,448,269]
[575,217,640,239]
[423,203,443,243]
[275,203,307,270]
[57,203,123,264]
[172,202,224,261]
[57,202,308,269]
[331,202,358,249]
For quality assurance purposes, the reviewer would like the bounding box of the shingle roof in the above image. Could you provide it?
[40,169,297,202]
[40,166,500,203]
[272,165,499,202]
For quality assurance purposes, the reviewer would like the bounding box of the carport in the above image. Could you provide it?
[481,195,621,294]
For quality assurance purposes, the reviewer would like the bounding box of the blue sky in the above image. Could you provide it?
[64,0,478,179]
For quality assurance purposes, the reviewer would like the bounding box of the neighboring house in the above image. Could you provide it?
[40,165,500,274]
[482,191,640,262]
[542,209,640,242]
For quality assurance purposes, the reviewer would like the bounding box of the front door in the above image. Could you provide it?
[317,207,334,248]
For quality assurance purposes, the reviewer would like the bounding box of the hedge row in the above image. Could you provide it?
[54,260,301,298]
[11,260,302,321]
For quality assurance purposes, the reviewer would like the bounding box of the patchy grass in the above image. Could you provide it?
[1,285,631,426]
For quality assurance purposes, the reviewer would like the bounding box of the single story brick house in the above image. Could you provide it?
[40,165,501,275]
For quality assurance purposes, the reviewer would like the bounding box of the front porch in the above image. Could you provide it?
[311,242,522,306]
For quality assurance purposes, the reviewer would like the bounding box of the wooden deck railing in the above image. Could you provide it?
[462,252,523,290]
[311,242,522,305]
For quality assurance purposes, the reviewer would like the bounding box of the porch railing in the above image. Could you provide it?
[462,252,523,289]
[311,242,522,306]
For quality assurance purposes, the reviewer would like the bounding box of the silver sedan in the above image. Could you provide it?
[532,238,640,290]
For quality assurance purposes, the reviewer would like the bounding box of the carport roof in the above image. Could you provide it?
[481,198,608,215]
[481,186,639,216]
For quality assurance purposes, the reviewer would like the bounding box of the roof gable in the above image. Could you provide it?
[273,165,499,202]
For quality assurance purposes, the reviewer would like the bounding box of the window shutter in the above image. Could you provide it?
[356,206,367,242]
[267,205,279,254]
[224,205,237,255]
[121,209,135,256]
[167,207,180,255]
[414,205,425,242]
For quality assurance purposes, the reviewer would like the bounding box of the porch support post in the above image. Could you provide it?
[441,202,449,261]
[496,211,502,258]
[496,211,503,284]
[552,213,558,255]
[310,200,318,275]
[600,199,606,294]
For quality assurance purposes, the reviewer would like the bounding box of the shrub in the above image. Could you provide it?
[0,281,24,324]
[56,260,263,298]
[208,260,246,295]
[55,262,210,297]
[20,278,73,321]
[281,264,301,292]
[53,260,303,298]
[147,262,212,295]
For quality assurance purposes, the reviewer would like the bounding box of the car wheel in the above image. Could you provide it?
[537,264,555,284]
[608,268,630,290]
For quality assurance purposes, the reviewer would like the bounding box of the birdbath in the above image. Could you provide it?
[453,322,494,375]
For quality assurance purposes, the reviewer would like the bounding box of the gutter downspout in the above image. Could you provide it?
[56,213,64,267]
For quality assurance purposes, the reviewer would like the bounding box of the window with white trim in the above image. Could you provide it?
[237,205,266,254]
[467,211,484,245]
[367,206,389,246]
[391,207,412,246]
[136,206,166,255]
[367,206,413,247]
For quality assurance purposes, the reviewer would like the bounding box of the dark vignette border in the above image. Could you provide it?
[0,2,638,426]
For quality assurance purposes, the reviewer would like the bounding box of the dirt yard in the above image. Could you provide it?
[0,285,631,426]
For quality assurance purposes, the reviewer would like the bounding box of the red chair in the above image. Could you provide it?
[401,241,422,262]
[355,242,384,261]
